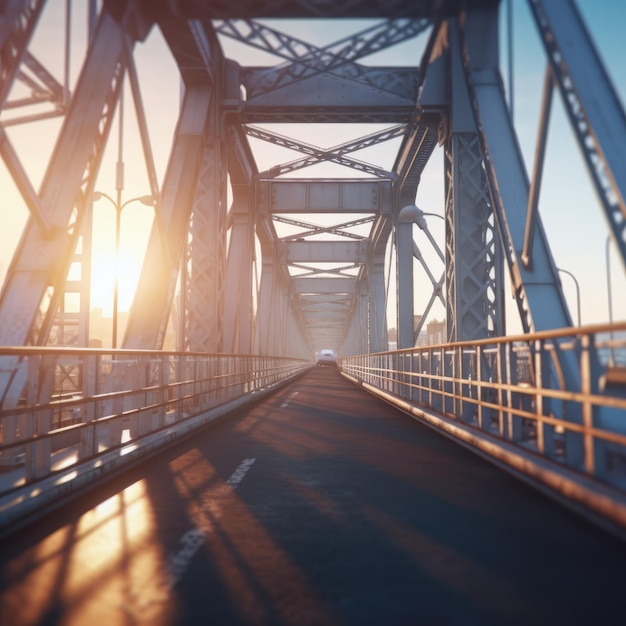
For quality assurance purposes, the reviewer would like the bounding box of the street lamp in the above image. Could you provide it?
[557,267,581,326]
[400,204,445,230]
[397,205,446,348]
[606,235,615,364]
[93,191,155,348]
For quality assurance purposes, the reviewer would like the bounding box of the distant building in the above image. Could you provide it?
[426,319,446,345]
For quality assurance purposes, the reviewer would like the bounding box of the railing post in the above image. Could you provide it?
[580,333,595,476]
[27,354,55,481]
[79,353,97,459]
[462,348,476,424]
[476,346,484,430]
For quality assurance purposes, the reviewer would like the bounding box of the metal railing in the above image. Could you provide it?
[0,348,310,531]
[341,323,626,533]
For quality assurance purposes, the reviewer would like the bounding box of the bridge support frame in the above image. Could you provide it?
[185,139,228,352]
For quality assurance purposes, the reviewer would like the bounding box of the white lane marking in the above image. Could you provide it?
[166,457,256,588]
[226,457,256,487]
[281,391,299,408]
[168,528,206,586]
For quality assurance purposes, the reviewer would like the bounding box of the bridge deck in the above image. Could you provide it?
[1,367,625,625]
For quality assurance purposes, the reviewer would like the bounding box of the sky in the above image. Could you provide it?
[0,0,624,340]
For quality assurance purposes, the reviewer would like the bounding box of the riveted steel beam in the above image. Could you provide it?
[126,0,470,19]
[292,276,356,295]
[258,179,392,214]
[282,240,368,264]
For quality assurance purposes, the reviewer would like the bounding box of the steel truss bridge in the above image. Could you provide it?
[1,0,626,551]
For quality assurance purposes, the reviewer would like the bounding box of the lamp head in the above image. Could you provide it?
[138,195,156,206]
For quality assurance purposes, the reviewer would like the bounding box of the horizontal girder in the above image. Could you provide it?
[282,240,368,264]
[293,276,356,295]
[243,67,420,105]
[258,179,393,214]
[116,1,485,19]
[238,106,418,124]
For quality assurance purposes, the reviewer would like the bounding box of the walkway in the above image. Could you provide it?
[1,367,625,625]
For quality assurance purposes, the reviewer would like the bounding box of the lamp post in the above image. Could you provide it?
[557,267,581,326]
[93,191,155,348]
[606,235,615,364]
[415,209,445,227]
[397,205,446,348]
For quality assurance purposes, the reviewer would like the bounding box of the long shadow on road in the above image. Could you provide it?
[1,366,626,625]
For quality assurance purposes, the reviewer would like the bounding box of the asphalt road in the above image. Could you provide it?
[1,367,626,625]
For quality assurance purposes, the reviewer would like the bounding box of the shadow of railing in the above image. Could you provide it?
[341,322,626,537]
[0,348,311,534]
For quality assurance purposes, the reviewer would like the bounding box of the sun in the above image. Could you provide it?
[89,251,142,316]
[88,201,153,316]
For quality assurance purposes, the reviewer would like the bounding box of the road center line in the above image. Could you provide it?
[167,457,256,588]
[281,390,299,408]
[226,457,256,487]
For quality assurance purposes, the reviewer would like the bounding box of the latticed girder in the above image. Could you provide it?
[445,133,504,342]
[185,142,228,353]
[216,18,431,100]
[246,126,404,178]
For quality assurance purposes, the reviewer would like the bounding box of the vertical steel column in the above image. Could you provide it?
[277,281,290,357]
[186,139,227,352]
[445,133,504,341]
[285,290,306,359]
[255,258,277,355]
[347,276,369,356]
[368,250,388,353]
[185,37,228,353]
[396,208,415,349]
[223,185,254,354]
[445,19,504,343]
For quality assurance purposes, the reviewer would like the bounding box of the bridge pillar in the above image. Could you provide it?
[186,140,227,352]
[277,282,289,357]
[223,185,254,354]
[341,276,367,357]
[256,258,279,355]
[285,289,309,359]
[444,18,504,344]
[368,250,388,353]
[396,206,418,349]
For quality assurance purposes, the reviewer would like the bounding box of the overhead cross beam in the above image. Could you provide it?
[255,124,407,178]
[274,215,374,242]
[289,263,361,277]
[137,0,469,19]
[215,18,431,98]
[246,125,393,179]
